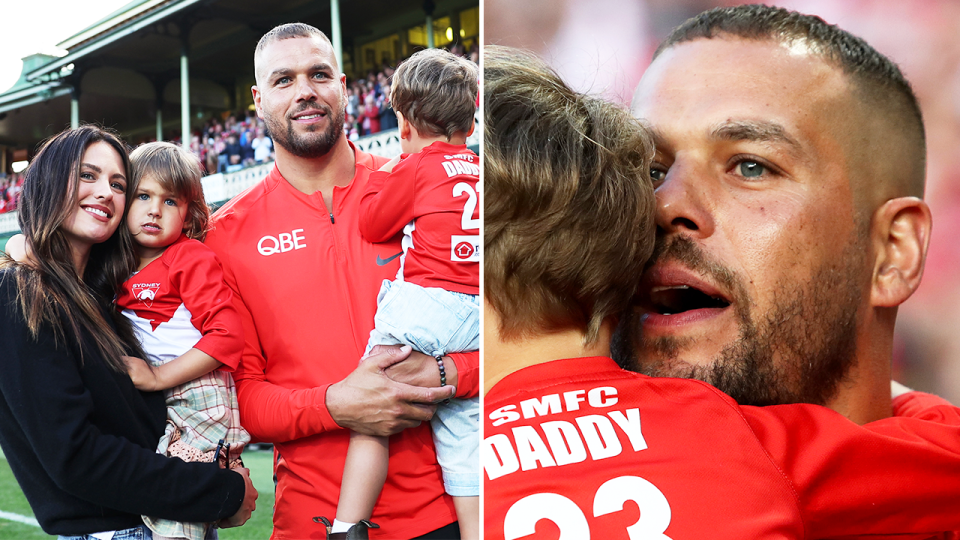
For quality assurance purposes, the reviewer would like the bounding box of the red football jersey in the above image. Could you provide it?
[484,357,960,539]
[116,234,241,370]
[359,141,479,295]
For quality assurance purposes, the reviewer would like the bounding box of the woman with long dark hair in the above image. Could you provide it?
[0,126,256,540]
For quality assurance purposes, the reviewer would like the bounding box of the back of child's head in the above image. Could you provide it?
[484,46,657,344]
[129,141,209,241]
[391,48,478,140]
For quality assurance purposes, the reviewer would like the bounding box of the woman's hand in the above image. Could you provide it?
[121,356,161,392]
[219,467,258,528]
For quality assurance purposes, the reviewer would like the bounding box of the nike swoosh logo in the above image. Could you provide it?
[376,252,403,266]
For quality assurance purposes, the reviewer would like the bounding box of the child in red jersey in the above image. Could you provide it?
[118,142,250,540]
[483,46,960,540]
[326,49,480,540]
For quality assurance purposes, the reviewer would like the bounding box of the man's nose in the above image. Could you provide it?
[654,160,716,238]
[295,75,319,101]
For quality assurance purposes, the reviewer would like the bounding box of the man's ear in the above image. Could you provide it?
[870,196,932,307]
[251,85,263,120]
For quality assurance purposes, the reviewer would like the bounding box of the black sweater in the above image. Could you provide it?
[0,269,245,535]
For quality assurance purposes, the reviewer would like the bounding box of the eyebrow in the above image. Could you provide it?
[268,63,335,81]
[709,120,802,152]
[81,162,126,181]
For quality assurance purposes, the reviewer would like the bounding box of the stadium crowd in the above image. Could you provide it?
[0,173,23,214]
[182,43,479,176]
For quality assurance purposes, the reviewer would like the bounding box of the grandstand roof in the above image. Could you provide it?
[0,0,476,153]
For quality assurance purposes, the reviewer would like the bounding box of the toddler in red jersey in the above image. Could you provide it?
[118,142,250,540]
[324,49,480,540]
[483,46,960,540]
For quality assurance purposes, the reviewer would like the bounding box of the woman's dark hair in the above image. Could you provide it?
[4,125,144,370]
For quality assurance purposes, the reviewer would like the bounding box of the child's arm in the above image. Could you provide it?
[358,153,421,243]
[123,351,223,392]
[169,240,245,373]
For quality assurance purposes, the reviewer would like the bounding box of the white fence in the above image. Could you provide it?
[0,122,479,236]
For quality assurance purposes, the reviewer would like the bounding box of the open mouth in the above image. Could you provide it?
[647,285,730,316]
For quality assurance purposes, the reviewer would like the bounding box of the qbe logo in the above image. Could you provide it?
[451,235,480,262]
[258,228,307,256]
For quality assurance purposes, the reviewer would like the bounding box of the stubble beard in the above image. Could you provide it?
[268,100,345,159]
[611,233,866,407]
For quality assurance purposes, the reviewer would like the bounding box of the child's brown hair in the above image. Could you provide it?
[484,46,657,344]
[391,48,478,140]
[129,142,209,241]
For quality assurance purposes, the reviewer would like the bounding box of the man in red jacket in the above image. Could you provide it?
[204,23,477,540]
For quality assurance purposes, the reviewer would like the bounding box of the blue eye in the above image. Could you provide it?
[164,198,178,207]
[137,193,149,201]
[739,161,765,178]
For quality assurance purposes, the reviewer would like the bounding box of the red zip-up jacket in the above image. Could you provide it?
[206,144,478,539]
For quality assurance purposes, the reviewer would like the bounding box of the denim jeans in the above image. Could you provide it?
[364,279,479,358]
[364,279,480,496]
[59,525,152,540]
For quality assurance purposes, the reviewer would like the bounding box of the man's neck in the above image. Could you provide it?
[824,314,895,424]
[274,136,356,209]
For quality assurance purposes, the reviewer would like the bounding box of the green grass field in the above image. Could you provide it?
[0,447,275,539]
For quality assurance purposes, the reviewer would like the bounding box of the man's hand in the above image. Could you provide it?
[326,345,455,437]
[378,345,459,390]
[378,155,402,173]
[121,356,161,392]
[219,467,258,528]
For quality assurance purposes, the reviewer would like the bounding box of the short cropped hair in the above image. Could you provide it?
[254,23,336,80]
[255,22,332,58]
[484,46,656,343]
[129,142,209,241]
[656,4,926,196]
[391,48,478,139]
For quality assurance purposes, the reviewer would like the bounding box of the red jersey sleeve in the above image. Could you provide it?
[167,241,243,372]
[893,390,960,421]
[449,351,479,398]
[358,153,420,242]
[740,400,960,537]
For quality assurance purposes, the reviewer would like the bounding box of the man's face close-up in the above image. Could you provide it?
[619,37,874,407]
[254,36,346,158]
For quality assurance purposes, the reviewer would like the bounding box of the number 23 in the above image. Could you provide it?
[453,182,479,231]
[502,475,673,540]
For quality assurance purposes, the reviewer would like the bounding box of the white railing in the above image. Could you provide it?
[0,212,17,235]
[0,117,481,236]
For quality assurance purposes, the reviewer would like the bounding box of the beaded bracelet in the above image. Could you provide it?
[434,355,447,387]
